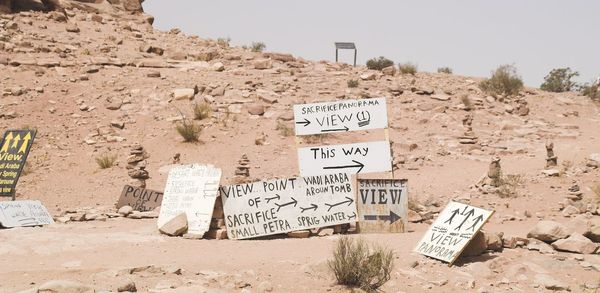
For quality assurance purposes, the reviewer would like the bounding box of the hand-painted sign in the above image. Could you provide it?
[0,200,54,228]
[0,129,36,197]
[293,98,388,136]
[157,164,222,236]
[297,141,392,177]
[357,179,407,233]
[414,201,494,265]
[117,185,163,212]
[219,172,358,240]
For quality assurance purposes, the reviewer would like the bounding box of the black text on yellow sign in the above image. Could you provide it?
[0,129,36,196]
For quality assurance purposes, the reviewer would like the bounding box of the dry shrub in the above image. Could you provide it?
[460,94,473,111]
[581,83,599,100]
[437,67,453,74]
[95,153,117,169]
[329,236,394,292]
[592,184,600,203]
[479,64,524,97]
[347,79,359,88]
[398,63,417,75]
[193,103,212,120]
[366,56,394,71]
[176,119,202,142]
[560,160,573,176]
[496,174,525,198]
[276,120,293,137]
[251,41,266,52]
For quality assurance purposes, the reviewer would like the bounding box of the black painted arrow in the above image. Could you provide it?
[274,197,298,212]
[444,208,460,225]
[320,126,349,133]
[265,194,280,203]
[363,210,402,224]
[455,208,475,231]
[300,204,318,213]
[347,212,357,220]
[466,214,484,231]
[325,196,354,212]
[295,118,311,127]
[323,160,365,173]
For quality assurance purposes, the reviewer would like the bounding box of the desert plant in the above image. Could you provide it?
[479,64,524,97]
[82,48,90,55]
[329,236,394,292]
[581,82,599,100]
[495,174,525,198]
[366,56,394,71]
[176,119,202,142]
[460,94,473,111]
[559,160,573,176]
[250,41,266,52]
[347,79,359,88]
[437,67,453,74]
[193,103,212,120]
[592,184,600,203]
[276,120,293,137]
[217,37,230,48]
[398,62,418,75]
[540,67,579,92]
[95,153,117,169]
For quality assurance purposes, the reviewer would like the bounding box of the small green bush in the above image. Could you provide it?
[437,67,453,74]
[329,236,394,292]
[193,103,212,120]
[398,62,418,75]
[347,79,359,88]
[95,153,117,169]
[540,67,579,92]
[479,64,524,97]
[366,56,394,71]
[176,120,202,142]
[581,83,599,100]
[250,42,266,52]
[217,37,230,48]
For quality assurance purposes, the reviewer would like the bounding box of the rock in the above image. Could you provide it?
[502,235,518,249]
[118,205,133,216]
[158,213,188,236]
[561,205,581,217]
[247,104,265,115]
[584,217,600,242]
[254,59,272,70]
[317,228,334,237]
[430,93,451,101]
[38,280,94,293]
[205,228,228,239]
[462,231,487,257]
[526,239,555,254]
[408,210,423,223]
[551,233,598,254]
[117,280,136,292]
[360,71,377,80]
[527,220,570,243]
[172,88,195,100]
[533,274,570,291]
[381,65,396,76]
[212,62,225,71]
[287,230,310,238]
[541,169,560,177]
[263,52,295,62]
[146,71,161,78]
[110,120,125,129]
[105,97,123,110]
[257,281,273,292]
[484,231,503,251]
[65,24,80,33]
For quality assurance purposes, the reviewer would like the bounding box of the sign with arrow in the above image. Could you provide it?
[219,172,358,240]
[357,179,408,233]
[157,164,222,237]
[414,201,494,265]
[293,97,388,136]
[0,129,36,198]
[297,141,392,177]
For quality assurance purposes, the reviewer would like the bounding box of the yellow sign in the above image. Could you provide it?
[0,129,36,198]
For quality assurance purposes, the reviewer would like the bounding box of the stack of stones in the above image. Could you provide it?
[566,181,583,201]
[459,113,478,144]
[233,154,251,184]
[127,144,149,188]
[545,141,558,168]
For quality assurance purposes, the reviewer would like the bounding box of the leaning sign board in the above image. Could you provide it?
[219,172,358,240]
[0,129,36,197]
[414,201,494,265]
[293,97,388,136]
[117,185,164,212]
[357,179,407,233]
[0,200,54,228]
[298,140,392,177]
[157,164,222,236]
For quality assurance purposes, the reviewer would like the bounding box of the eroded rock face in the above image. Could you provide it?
[1,0,145,14]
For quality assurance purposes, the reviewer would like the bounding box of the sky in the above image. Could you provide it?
[143,1,600,87]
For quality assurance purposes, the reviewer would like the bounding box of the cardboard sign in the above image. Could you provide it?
[297,141,392,177]
[0,200,54,228]
[414,201,494,265]
[117,185,163,212]
[157,164,222,236]
[293,98,388,136]
[0,129,36,197]
[357,179,407,233]
[219,172,358,240]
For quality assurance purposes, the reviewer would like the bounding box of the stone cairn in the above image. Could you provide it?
[459,113,478,144]
[545,141,558,168]
[477,156,502,191]
[233,154,251,184]
[126,143,149,188]
[515,99,530,116]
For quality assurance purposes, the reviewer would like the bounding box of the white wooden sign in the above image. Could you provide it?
[357,179,408,233]
[414,201,494,265]
[298,141,392,177]
[293,97,388,136]
[219,172,358,240]
[157,164,222,236]
[0,200,54,228]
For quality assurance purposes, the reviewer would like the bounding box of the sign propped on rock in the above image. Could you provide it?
[298,141,392,177]
[293,97,388,136]
[157,164,222,237]
[0,200,54,228]
[414,201,494,265]
[0,129,36,198]
[219,172,358,240]
[357,179,407,233]
[117,185,163,212]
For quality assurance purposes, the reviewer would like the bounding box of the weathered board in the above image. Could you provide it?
[293,97,388,136]
[0,129,36,197]
[157,164,222,236]
[219,172,358,240]
[414,201,494,265]
[357,179,407,233]
[0,200,54,228]
[117,185,163,212]
[297,140,392,177]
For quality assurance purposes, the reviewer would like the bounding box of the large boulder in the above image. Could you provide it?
[527,220,570,243]
[158,213,188,236]
[585,217,600,242]
[551,233,598,254]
